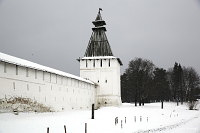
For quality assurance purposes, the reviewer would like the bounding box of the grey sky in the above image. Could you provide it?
[0,0,200,76]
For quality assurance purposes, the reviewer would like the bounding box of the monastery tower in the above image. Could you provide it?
[78,9,122,108]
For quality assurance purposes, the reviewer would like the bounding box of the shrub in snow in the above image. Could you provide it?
[0,97,53,113]
[187,100,198,110]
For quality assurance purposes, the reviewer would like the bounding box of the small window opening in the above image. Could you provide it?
[109,59,110,67]
[61,76,63,84]
[56,74,57,83]
[16,65,18,75]
[4,63,6,73]
[27,84,29,91]
[13,82,15,90]
[39,86,41,92]
[98,80,99,83]
[49,73,51,82]
[43,71,44,80]
[100,59,102,67]
[86,60,88,68]
[105,80,107,83]
[26,68,29,77]
[35,70,37,79]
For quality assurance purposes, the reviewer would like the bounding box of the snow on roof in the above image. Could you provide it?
[82,56,117,60]
[0,52,94,85]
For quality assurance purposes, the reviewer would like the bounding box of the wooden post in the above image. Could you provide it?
[47,127,49,133]
[91,104,94,119]
[161,101,163,109]
[115,117,118,125]
[85,123,87,133]
[121,120,123,129]
[147,117,148,122]
[177,99,179,106]
[140,116,142,122]
[125,117,126,124]
[134,116,136,122]
[64,125,66,133]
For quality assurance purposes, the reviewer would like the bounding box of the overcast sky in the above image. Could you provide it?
[0,0,200,76]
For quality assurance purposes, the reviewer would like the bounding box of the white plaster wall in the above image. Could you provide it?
[0,61,96,111]
[80,58,121,108]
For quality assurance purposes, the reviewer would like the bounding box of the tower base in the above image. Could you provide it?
[95,95,122,109]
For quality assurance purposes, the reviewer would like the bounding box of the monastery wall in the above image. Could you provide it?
[0,61,96,111]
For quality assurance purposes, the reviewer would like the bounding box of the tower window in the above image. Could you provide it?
[100,59,102,67]
[108,59,110,67]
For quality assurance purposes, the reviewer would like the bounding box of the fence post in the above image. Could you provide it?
[121,120,123,129]
[134,116,136,122]
[47,127,49,133]
[140,116,142,122]
[85,123,87,133]
[64,125,66,133]
[91,104,94,119]
[115,117,118,125]
[125,117,126,124]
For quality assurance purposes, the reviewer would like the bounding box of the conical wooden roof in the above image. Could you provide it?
[84,9,113,57]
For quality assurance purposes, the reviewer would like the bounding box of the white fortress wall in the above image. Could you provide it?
[0,56,96,111]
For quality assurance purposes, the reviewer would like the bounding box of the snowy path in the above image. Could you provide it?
[162,112,200,133]
[134,111,200,133]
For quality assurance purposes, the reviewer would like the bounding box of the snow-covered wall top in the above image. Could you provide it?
[0,52,94,84]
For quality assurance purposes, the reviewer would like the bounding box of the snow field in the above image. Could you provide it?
[0,102,199,133]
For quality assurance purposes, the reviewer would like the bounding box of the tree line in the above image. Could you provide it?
[121,57,200,106]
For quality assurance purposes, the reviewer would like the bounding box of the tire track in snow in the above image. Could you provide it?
[133,113,200,133]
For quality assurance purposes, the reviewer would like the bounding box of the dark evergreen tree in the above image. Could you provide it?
[121,59,200,106]
[172,62,179,102]
[178,64,184,104]
[121,73,129,102]
[183,67,200,101]
[121,58,154,106]
[153,68,170,108]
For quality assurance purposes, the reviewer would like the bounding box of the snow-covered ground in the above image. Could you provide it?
[0,102,199,133]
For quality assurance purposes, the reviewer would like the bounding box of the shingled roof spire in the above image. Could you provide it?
[84,9,113,57]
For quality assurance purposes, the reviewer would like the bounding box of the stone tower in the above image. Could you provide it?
[78,9,122,108]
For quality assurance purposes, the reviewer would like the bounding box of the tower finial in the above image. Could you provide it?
[99,8,103,13]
